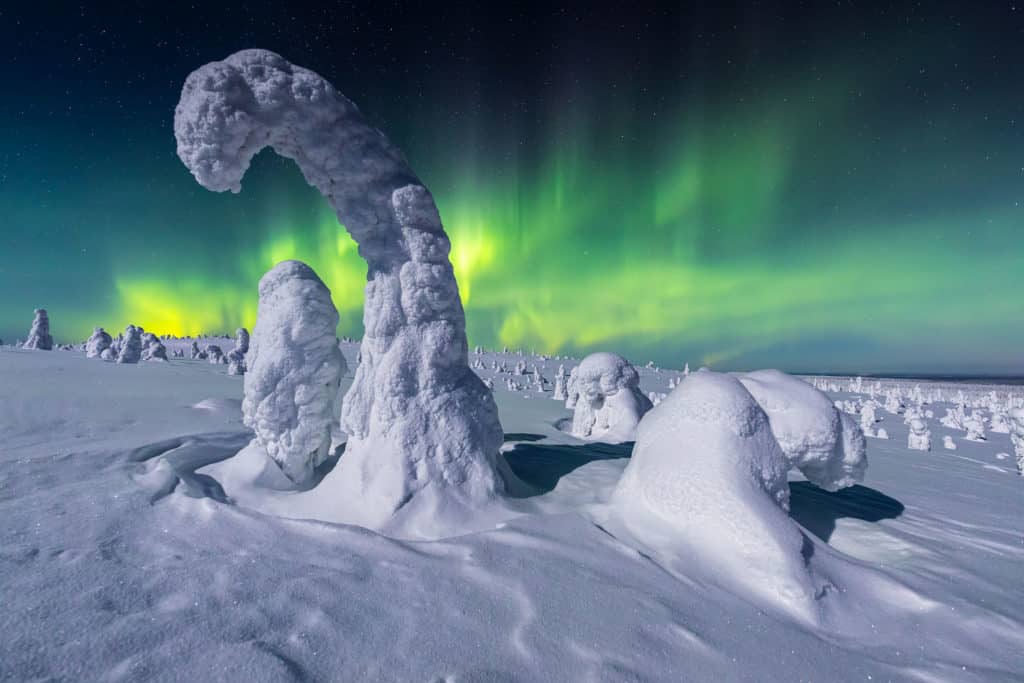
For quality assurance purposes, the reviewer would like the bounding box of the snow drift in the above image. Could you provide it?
[174,49,505,534]
[571,352,653,443]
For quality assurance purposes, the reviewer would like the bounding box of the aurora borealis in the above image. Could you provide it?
[2,3,1022,374]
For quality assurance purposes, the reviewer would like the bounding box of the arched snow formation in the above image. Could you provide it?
[174,50,505,530]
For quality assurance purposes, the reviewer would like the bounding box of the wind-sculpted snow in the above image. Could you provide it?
[22,309,53,350]
[738,369,867,491]
[241,261,346,485]
[175,49,504,534]
[609,370,823,621]
[571,352,652,443]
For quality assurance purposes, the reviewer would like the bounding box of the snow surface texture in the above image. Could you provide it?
[738,369,867,492]
[175,49,504,536]
[571,352,653,443]
[607,370,826,620]
[84,327,111,359]
[241,261,346,486]
[22,309,53,350]
[3,348,1024,680]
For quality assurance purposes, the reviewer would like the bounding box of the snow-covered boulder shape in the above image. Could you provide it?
[738,370,867,492]
[241,261,346,485]
[22,309,54,350]
[942,435,957,450]
[609,371,820,620]
[116,325,143,364]
[571,352,653,443]
[875,427,889,440]
[907,418,931,451]
[175,50,504,531]
[85,327,112,358]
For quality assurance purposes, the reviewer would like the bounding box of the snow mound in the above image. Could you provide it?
[571,352,652,443]
[175,49,505,535]
[738,369,867,491]
[609,370,823,620]
[241,260,346,486]
[22,309,53,350]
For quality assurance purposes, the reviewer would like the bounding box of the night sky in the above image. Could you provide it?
[1,2,1022,374]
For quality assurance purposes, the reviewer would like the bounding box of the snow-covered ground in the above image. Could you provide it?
[2,343,1023,682]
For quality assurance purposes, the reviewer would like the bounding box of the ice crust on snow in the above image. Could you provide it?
[22,309,53,350]
[241,260,346,486]
[571,352,653,443]
[175,49,504,532]
[738,369,867,492]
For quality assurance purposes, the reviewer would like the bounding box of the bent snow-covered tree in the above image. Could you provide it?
[174,50,505,529]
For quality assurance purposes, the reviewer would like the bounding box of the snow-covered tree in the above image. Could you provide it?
[85,327,112,358]
[116,325,143,364]
[907,418,931,452]
[552,365,567,401]
[22,309,53,350]
[176,49,505,532]
[242,261,347,485]
[942,435,957,450]
[609,370,819,620]
[739,369,867,492]
[571,352,653,443]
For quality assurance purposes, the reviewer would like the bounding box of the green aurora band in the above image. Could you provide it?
[3,63,1022,375]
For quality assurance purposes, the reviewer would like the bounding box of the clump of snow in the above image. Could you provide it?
[908,418,931,451]
[116,325,143,364]
[85,327,112,358]
[738,369,867,492]
[875,427,889,439]
[942,435,957,450]
[175,49,505,534]
[608,370,821,620]
[570,352,653,443]
[22,309,53,350]
[240,260,346,486]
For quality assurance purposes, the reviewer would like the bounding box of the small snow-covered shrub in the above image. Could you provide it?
[242,261,347,486]
[571,352,653,443]
[942,435,957,450]
[206,345,225,364]
[1009,409,1024,475]
[22,309,54,350]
